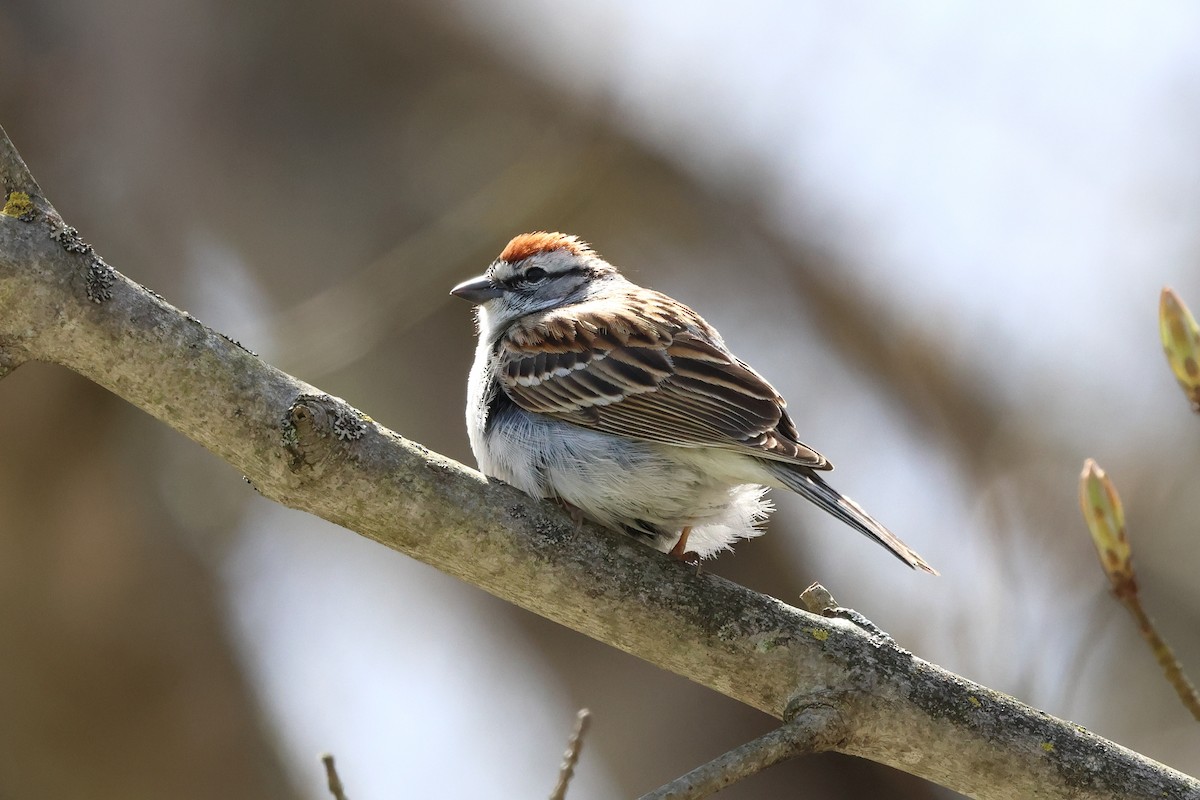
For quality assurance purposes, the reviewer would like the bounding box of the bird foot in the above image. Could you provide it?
[668,526,692,559]
[556,499,587,532]
[668,527,702,573]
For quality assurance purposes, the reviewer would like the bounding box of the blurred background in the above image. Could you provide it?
[2,2,1199,798]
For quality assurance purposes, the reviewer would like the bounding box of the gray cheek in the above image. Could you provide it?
[488,292,545,319]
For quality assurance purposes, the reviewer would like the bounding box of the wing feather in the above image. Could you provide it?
[495,291,829,469]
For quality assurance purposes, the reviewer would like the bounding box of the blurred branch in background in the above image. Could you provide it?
[268,137,623,377]
[761,233,1056,482]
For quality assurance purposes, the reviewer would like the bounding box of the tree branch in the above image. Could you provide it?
[639,701,844,799]
[550,709,592,800]
[320,754,350,800]
[0,124,1195,800]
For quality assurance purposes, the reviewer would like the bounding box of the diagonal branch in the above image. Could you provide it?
[0,123,1195,800]
[639,700,844,799]
[320,754,350,800]
[550,709,592,800]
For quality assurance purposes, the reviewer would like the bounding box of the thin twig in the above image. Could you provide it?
[321,753,349,800]
[1079,460,1200,722]
[1121,595,1200,721]
[637,704,842,800]
[549,708,592,800]
[267,138,617,377]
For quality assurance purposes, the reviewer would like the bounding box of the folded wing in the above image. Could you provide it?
[496,291,830,469]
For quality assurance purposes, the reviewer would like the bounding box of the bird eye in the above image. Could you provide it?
[523,267,548,282]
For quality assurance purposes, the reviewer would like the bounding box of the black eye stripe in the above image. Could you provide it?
[498,264,579,289]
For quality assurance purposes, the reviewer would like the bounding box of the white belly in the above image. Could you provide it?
[471,399,772,558]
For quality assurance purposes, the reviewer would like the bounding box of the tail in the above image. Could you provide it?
[764,464,938,575]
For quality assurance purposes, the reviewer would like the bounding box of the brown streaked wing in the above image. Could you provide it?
[496,302,829,469]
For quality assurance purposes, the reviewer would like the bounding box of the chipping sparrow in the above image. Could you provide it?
[451,232,935,572]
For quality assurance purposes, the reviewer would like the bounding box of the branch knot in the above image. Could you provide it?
[282,393,370,472]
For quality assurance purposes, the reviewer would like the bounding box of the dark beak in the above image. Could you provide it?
[450,275,503,303]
